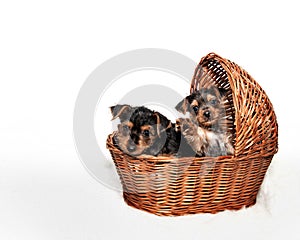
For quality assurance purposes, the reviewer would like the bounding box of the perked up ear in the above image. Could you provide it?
[110,104,133,121]
[153,112,172,138]
[208,86,228,98]
[175,97,190,114]
[217,87,228,97]
[153,112,161,137]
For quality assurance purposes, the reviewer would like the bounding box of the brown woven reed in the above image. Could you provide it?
[106,53,278,216]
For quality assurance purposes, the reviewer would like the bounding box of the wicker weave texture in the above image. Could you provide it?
[191,53,278,157]
[106,53,278,216]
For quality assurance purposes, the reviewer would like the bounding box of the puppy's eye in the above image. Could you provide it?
[123,125,130,132]
[210,99,217,105]
[142,130,150,137]
[192,106,199,113]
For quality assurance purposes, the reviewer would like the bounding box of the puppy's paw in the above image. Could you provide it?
[176,118,197,134]
[176,118,206,155]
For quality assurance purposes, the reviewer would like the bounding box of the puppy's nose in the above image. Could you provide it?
[203,110,210,119]
[127,143,136,152]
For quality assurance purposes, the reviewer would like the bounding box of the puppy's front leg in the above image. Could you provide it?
[224,134,234,155]
[177,118,207,156]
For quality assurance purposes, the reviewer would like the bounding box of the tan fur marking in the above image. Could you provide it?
[207,94,217,102]
[191,100,198,107]
[127,121,133,129]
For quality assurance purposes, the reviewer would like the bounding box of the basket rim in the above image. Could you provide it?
[106,133,274,164]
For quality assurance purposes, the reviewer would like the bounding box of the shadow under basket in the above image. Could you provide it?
[106,53,278,216]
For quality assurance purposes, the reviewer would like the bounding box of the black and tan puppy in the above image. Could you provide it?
[176,86,234,157]
[110,104,193,157]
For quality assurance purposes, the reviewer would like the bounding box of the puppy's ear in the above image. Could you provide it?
[110,104,132,121]
[218,87,228,97]
[208,86,228,98]
[175,97,191,114]
[153,112,162,137]
[153,112,171,138]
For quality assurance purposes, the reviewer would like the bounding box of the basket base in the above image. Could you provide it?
[123,192,257,217]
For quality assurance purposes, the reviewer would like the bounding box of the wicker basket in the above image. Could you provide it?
[106,53,278,216]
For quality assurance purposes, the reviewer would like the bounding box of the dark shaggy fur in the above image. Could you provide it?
[110,105,194,157]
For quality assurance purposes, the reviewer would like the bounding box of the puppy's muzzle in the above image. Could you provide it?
[127,144,136,152]
[127,136,138,153]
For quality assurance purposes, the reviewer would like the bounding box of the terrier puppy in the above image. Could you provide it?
[175,86,234,157]
[110,104,188,157]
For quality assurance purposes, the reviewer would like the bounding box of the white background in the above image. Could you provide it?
[1,1,300,239]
